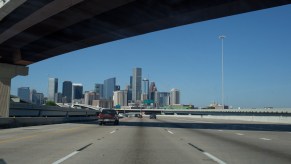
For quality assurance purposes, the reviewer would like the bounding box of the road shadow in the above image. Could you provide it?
[0,159,7,164]
[116,119,291,132]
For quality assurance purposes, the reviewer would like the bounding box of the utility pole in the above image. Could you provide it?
[219,35,226,110]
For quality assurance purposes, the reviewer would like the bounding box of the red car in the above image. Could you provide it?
[98,109,119,125]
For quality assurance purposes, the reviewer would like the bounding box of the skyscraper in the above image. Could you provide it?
[62,81,72,103]
[48,78,58,102]
[149,82,157,100]
[17,87,30,102]
[115,85,120,91]
[125,85,132,103]
[29,89,44,105]
[72,83,83,101]
[113,90,128,107]
[94,83,104,99]
[103,77,116,100]
[129,76,133,89]
[142,78,149,99]
[33,92,44,105]
[84,91,97,105]
[55,92,63,103]
[30,89,37,103]
[132,68,142,101]
[170,88,180,105]
[157,92,170,107]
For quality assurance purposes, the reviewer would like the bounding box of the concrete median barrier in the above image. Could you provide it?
[0,117,97,128]
[158,115,291,124]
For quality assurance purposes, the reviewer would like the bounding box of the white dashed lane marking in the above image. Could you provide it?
[204,152,227,164]
[235,133,244,136]
[52,151,78,164]
[52,143,92,164]
[260,138,271,141]
[168,130,174,134]
[188,143,226,164]
[110,130,116,134]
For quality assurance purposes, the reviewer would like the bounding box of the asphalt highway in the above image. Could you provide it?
[1,116,291,164]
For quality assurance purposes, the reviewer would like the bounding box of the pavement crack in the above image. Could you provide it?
[77,143,93,152]
[188,143,204,152]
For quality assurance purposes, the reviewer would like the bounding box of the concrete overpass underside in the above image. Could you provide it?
[1,0,291,65]
[0,0,290,117]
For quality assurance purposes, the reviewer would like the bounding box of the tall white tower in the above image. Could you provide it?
[48,78,58,102]
[170,88,180,105]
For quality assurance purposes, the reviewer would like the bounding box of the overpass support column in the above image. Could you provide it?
[0,63,28,117]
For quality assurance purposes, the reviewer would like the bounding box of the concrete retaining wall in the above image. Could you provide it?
[0,117,97,128]
[158,115,291,124]
[202,115,291,124]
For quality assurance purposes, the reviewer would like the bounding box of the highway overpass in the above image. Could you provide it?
[0,0,291,117]
[1,102,290,127]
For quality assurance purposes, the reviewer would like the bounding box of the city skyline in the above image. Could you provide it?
[10,5,291,108]
[14,67,182,108]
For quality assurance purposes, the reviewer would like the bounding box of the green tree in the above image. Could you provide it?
[45,101,57,106]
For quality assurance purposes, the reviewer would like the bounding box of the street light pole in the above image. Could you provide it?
[219,35,225,110]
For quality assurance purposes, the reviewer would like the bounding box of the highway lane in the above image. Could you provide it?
[61,117,213,164]
[0,116,291,164]
[0,122,118,164]
[156,116,291,164]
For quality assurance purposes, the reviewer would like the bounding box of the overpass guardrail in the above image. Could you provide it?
[6,103,291,117]
[0,103,99,128]
[9,103,99,117]
[2,104,291,127]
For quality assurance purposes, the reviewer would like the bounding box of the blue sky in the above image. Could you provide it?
[11,5,291,108]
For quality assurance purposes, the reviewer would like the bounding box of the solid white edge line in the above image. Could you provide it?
[168,130,174,134]
[203,152,227,164]
[175,118,213,123]
[110,130,116,134]
[260,138,271,141]
[52,151,79,164]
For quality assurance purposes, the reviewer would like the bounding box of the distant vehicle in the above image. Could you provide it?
[149,114,156,119]
[134,113,143,118]
[126,113,136,117]
[98,109,119,125]
[118,113,125,118]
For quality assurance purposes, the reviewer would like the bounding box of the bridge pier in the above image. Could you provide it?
[0,63,28,117]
